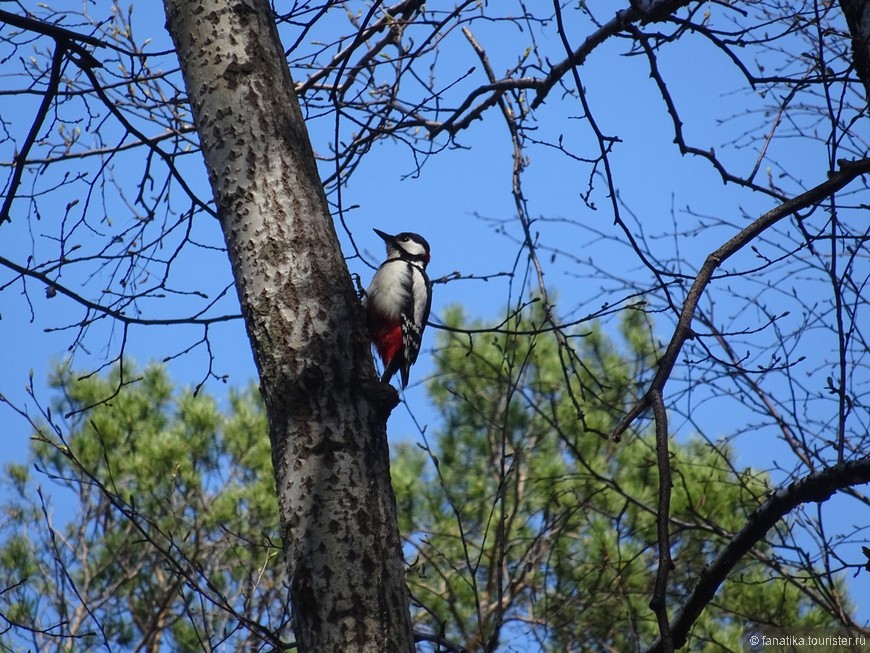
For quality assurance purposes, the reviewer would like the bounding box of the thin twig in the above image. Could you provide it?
[611,157,870,443]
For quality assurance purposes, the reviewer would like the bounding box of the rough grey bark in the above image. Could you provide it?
[840,0,870,103]
[161,1,414,651]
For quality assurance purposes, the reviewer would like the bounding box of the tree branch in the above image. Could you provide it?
[0,9,104,50]
[649,391,674,652]
[0,43,65,224]
[0,254,241,326]
[611,157,870,442]
[646,455,870,652]
[531,0,694,109]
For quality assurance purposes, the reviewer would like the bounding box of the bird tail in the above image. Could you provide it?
[381,356,407,388]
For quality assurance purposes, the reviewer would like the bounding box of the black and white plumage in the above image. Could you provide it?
[365,228,432,388]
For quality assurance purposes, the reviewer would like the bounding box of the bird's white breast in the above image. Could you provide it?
[367,260,427,322]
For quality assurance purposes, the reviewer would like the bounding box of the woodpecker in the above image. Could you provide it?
[365,228,432,388]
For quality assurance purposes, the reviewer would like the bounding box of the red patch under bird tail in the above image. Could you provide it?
[372,322,404,382]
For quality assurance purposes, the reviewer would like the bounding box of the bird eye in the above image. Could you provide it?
[400,236,410,242]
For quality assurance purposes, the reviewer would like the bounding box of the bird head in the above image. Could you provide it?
[374,228,431,266]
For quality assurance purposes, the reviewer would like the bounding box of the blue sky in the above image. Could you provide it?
[1,0,868,640]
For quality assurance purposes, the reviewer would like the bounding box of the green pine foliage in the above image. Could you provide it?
[394,306,844,652]
[0,363,288,652]
[0,312,849,651]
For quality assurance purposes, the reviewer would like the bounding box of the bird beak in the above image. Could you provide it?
[373,228,395,244]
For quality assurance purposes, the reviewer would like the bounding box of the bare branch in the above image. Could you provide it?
[612,157,870,442]
[648,455,870,653]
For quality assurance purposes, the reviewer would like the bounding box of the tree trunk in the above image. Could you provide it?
[162,1,414,651]
[839,0,870,103]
